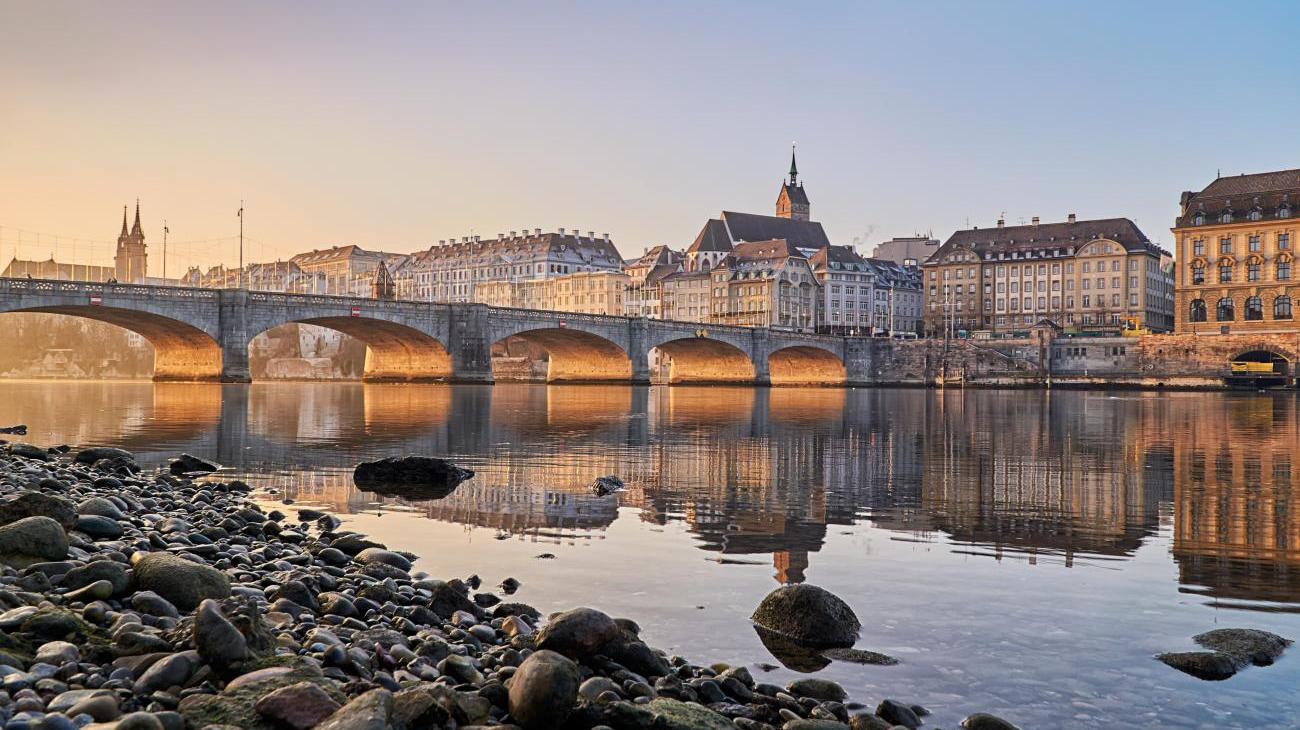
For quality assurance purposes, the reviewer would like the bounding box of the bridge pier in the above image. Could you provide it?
[843,337,878,387]
[629,319,651,385]
[751,329,772,387]
[448,303,495,384]
[218,290,253,383]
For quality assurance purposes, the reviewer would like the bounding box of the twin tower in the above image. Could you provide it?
[114,201,147,282]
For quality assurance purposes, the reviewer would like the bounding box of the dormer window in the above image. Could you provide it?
[1221,211,1233,224]
[1281,205,1292,219]
[1249,209,1263,222]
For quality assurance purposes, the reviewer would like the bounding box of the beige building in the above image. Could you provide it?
[660,270,712,322]
[290,245,402,297]
[923,215,1174,336]
[1174,168,1300,333]
[475,270,629,315]
[710,239,819,329]
[623,245,683,318]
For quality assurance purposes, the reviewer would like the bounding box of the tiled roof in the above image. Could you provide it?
[719,211,831,250]
[687,219,733,253]
[1177,168,1300,228]
[932,217,1159,261]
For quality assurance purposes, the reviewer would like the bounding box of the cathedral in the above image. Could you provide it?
[114,201,148,282]
[1,202,149,283]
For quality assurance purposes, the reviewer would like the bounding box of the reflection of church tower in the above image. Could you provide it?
[114,201,148,282]
[774,550,808,584]
[775,146,810,221]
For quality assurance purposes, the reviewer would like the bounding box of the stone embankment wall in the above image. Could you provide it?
[865,333,1300,389]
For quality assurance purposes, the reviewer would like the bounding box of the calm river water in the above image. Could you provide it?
[2,381,1299,729]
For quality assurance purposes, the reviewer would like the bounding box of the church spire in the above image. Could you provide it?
[120,205,129,238]
[788,143,798,185]
[131,199,142,237]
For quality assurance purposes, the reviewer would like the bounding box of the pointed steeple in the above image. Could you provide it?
[788,143,798,185]
[131,199,143,237]
[120,206,129,238]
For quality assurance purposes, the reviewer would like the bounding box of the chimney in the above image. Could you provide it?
[1031,216,1040,226]
[603,233,610,241]
[509,230,516,237]
[587,230,595,239]
[534,228,541,236]
[997,218,1005,229]
[559,228,566,235]
[1068,213,1077,224]
[497,233,504,241]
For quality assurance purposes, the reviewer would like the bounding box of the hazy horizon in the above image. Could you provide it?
[2,1,1295,274]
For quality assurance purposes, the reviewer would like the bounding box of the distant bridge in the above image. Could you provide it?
[0,278,880,386]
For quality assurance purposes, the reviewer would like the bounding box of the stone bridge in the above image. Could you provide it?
[0,278,878,386]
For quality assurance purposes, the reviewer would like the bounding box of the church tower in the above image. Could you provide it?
[114,201,148,282]
[775,146,810,221]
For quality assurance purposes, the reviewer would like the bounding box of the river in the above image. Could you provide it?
[2,381,1298,728]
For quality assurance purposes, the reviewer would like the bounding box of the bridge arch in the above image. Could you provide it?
[248,316,452,382]
[490,327,632,383]
[0,305,223,381]
[1229,346,1293,376]
[767,345,846,386]
[653,336,756,384]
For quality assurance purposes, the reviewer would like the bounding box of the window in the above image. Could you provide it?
[1250,210,1263,222]
[1193,239,1205,256]
[1220,237,1232,255]
[1281,233,1291,250]
[1250,235,1262,252]
[1216,298,1235,321]
[1221,212,1233,224]
[1279,259,1292,281]
[1276,296,1293,320]
[1281,205,1292,219]
[1082,295,1091,307]
[1219,261,1233,283]
[1194,213,1205,225]
[1082,262,1091,273]
[1245,296,1263,321]
[1248,260,1261,281]
[1189,299,1207,322]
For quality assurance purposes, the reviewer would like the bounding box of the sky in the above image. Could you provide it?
[1,1,1297,274]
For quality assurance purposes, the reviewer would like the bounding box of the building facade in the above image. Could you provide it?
[710,239,819,329]
[865,258,924,335]
[2,203,147,284]
[809,245,876,334]
[923,215,1174,336]
[1174,168,1300,334]
[289,245,402,297]
[474,270,629,315]
[872,236,939,267]
[399,229,622,303]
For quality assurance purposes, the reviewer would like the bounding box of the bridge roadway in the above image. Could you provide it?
[0,277,882,385]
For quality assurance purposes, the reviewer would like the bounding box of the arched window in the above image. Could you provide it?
[1276,296,1293,320]
[1219,260,1234,283]
[1245,296,1263,320]
[1189,298,1207,322]
[1217,298,1235,321]
[1191,262,1206,284]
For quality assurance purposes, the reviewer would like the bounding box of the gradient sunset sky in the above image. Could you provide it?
[1,1,1295,273]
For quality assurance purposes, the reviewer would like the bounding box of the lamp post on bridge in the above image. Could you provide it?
[237,202,244,290]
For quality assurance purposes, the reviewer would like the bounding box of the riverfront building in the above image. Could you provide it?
[1173,168,1300,334]
[398,230,623,303]
[809,245,876,334]
[3,202,148,284]
[922,215,1174,336]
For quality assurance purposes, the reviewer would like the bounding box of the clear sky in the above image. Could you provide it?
[1,1,1296,273]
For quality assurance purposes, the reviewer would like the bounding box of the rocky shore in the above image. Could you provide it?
[0,441,1021,730]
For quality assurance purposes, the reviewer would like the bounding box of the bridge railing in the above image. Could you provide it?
[247,290,452,312]
[0,277,219,299]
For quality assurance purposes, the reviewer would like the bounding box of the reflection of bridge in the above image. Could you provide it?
[0,278,876,385]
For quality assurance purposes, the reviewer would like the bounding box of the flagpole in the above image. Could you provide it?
[162,221,169,280]
[238,202,244,290]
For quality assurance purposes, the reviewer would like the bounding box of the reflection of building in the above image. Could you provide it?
[1174,168,1300,333]
[1168,396,1300,603]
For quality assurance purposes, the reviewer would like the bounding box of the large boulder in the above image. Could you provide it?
[643,699,734,730]
[170,453,219,476]
[534,607,620,660]
[132,551,231,611]
[352,456,474,498]
[0,492,77,530]
[314,688,393,730]
[962,713,1022,730]
[508,649,580,729]
[7,443,48,461]
[64,560,130,595]
[751,584,860,647]
[254,681,341,730]
[1194,628,1291,666]
[0,516,69,567]
[194,599,248,667]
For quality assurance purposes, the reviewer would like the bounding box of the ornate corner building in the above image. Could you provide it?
[1174,168,1300,333]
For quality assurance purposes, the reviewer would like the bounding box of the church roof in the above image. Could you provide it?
[719,211,830,250]
[687,219,733,254]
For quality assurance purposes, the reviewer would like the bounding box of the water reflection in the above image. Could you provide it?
[7,382,1300,607]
